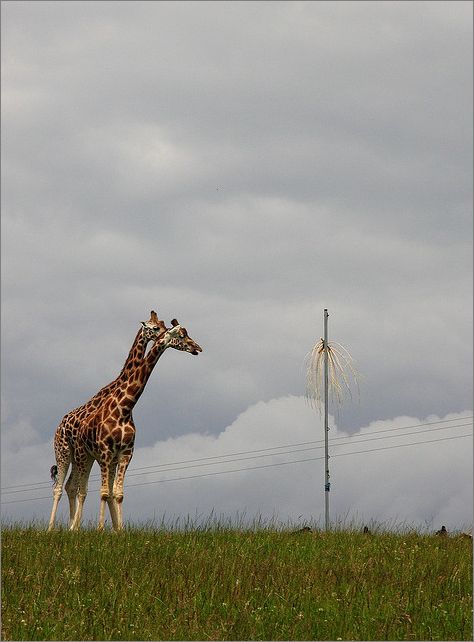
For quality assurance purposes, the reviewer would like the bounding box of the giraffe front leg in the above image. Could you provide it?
[113,451,133,531]
[98,460,119,531]
[69,455,94,531]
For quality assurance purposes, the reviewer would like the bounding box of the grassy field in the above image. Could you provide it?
[2,523,472,641]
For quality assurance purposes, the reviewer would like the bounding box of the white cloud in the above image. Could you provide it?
[2,397,471,531]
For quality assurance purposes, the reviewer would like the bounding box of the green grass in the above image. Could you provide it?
[2,522,472,640]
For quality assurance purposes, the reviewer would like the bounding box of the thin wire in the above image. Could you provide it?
[5,422,471,497]
[2,431,471,505]
[2,415,472,492]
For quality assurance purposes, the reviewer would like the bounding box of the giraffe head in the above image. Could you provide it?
[140,310,167,343]
[164,318,202,355]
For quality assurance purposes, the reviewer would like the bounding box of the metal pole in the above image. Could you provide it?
[324,308,330,531]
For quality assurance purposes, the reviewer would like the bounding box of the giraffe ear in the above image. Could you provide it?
[140,321,147,328]
[171,318,179,327]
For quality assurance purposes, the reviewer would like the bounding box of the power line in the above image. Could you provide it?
[126,434,474,487]
[2,431,471,506]
[4,421,472,497]
[3,416,472,493]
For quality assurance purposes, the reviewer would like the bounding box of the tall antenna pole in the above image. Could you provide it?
[323,308,330,531]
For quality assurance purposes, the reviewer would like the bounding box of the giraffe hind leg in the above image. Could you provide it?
[65,461,80,528]
[48,459,70,531]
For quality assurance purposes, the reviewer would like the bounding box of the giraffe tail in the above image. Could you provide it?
[50,465,58,484]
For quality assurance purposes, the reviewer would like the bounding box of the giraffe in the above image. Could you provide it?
[48,312,202,531]
[48,310,167,531]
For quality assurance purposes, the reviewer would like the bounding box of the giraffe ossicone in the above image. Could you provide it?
[47,310,202,532]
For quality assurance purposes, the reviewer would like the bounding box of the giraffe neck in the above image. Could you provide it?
[78,328,150,412]
[113,340,169,414]
[118,328,151,379]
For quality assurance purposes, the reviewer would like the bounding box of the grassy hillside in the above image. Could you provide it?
[2,524,472,640]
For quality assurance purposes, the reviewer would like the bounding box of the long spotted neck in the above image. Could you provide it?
[113,339,170,414]
[118,328,151,380]
[82,328,151,411]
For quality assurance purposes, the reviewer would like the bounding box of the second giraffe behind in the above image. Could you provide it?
[48,311,202,532]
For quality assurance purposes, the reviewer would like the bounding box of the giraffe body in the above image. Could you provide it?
[48,312,201,531]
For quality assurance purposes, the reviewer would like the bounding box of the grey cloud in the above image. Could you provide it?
[5,3,470,220]
[2,2,472,522]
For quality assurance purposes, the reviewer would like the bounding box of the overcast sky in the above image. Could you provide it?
[2,1,472,530]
